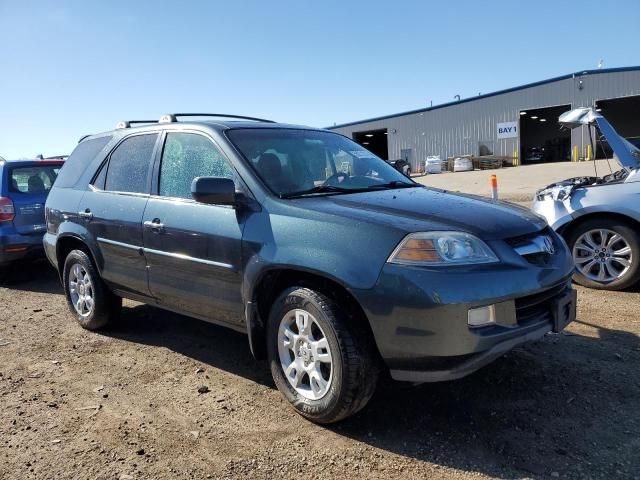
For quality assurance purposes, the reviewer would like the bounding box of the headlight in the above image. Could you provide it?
[387,231,499,266]
[536,185,572,201]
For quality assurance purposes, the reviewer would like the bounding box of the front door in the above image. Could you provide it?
[78,133,159,296]
[142,131,245,326]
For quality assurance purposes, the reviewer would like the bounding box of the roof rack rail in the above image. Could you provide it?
[158,113,275,124]
[116,120,158,129]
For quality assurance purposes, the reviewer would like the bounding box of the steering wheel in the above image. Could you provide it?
[323,172,348,186]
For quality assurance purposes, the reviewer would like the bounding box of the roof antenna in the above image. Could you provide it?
[597,59,604,69]
[454,95,461,101]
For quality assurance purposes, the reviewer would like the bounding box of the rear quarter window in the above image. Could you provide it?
[55,136,112,188]
[103,133,158,194]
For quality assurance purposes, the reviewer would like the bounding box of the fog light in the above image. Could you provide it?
[468,305,496,328]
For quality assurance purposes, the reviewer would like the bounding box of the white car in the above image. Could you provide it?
[533,108,640,290]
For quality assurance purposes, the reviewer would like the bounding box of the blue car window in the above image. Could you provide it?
[9,166,60,194]
[104,134,157,194]
[227,129,413,196]
[56,136,111,188]
[159,132,234,200]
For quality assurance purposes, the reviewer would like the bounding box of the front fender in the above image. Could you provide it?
[240,208,405,358]
[241,208,404,305]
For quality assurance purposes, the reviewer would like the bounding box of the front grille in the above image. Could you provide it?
[514,282,569,324]
[506,227,559,266]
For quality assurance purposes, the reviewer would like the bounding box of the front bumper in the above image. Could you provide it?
[390,322,550,382]
[351,238,575,382]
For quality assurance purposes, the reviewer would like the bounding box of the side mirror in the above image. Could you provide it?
[191,177,236,206]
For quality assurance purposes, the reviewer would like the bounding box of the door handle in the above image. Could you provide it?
[143,219,165,233]
[78,209,93,220]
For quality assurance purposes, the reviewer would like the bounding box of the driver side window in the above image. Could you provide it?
[159,132,234,200]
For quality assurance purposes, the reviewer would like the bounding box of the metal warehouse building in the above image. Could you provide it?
[329,66,640,170]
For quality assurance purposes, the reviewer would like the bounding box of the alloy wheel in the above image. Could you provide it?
[277,308,333,400]
[573,228,633,283]
[68,263,95,318]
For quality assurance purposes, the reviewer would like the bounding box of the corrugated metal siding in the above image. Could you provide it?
[331,70,640,169]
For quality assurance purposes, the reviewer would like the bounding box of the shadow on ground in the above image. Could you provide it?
[107,302,275,389]
[0,260,62,294]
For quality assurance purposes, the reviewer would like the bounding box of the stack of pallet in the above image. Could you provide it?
[443,155,518,171]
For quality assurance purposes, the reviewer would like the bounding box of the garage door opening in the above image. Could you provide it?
[520,105,571,164]
[353,128,388,160]
[594,95,640,158]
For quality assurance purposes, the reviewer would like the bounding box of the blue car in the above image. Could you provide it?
[44,114,576,423]
[0,158,65,267]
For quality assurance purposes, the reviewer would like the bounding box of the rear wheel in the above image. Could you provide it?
[63,249,121,330]
[566,218,640,290]
[267,287,378,424]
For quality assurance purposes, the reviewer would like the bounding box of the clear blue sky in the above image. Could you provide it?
[1,0,639,158]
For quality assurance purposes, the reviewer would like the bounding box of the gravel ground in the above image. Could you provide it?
[0,261,638,480]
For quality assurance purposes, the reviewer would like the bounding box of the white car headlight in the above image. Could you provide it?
[387,231,499,266]
[536,185,572,202]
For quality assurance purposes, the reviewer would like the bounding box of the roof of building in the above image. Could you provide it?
[328,66,640,129]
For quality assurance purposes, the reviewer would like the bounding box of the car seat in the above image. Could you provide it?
[27,175,46,194]
[257,153,287,194]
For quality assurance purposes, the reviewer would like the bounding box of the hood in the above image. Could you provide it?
[559,107,640,170]
[290,187,547,240]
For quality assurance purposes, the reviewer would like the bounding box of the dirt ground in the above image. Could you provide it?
[0,259,638,480]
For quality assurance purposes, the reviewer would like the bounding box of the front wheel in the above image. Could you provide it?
[566,218,640,290]
[63,249,121,330]
[267,287,378,424]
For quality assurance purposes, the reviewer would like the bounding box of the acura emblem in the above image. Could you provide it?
[542,236,555,255]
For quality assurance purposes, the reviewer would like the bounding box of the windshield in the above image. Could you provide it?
[227,129,417,197]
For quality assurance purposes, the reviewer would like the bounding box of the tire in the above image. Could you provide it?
[267,287,379,424]
[62,249,122,330]
[406,167,411,177]
[565,218,640,290]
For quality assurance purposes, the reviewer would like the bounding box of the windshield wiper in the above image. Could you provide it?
[280,184,357,198]
[281,181,420,199]
[364,181,420,190]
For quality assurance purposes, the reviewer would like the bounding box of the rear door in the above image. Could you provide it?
[143,131,245,325]
[78,133,159,296]
[8,162,62,235]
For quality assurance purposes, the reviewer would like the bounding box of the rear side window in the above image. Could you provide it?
[159,132,234,199]
[9,166,60,194]
[55,136,112,188]
[104,134,158,194]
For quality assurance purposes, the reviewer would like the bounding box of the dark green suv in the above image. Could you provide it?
[44,114,576,423]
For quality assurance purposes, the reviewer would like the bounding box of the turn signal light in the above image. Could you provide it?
[392,238,443,263]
